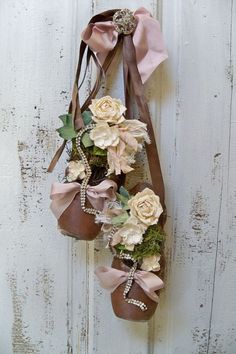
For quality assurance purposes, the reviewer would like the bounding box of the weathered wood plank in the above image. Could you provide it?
[207,1,236,353]
[0,0,78,352]
[152,1,234,353]
[1,0,235,353]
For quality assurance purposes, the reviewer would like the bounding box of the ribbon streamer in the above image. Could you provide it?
[81,7,168,84]
[50,179,117,219]
[95,265,164,302]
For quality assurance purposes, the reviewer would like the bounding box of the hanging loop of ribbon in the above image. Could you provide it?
[82,7,168,84]
[95,265,164,303]
[50,179,118,219]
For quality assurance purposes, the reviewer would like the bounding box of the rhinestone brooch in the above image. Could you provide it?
[113,9,137,35]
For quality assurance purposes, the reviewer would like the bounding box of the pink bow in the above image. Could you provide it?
[82,7,168,83]
[50,179,117,219]
[95,266,164,302]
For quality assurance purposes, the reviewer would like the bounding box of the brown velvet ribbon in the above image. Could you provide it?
[122,35,166,225]
[47,10,120,173]
[47,9,166,226]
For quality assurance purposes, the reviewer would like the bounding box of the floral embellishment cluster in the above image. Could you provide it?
[97,186,165,272]
[56,94,165,276]
[57,95,150,182]
[89,96,150,175]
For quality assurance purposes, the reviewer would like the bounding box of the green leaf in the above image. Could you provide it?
[56,114,77,140]
[116,193,129,207]
[119,186,130,199]
[81,132,94,148]
[82,111,92,125]
[91,146,107,156]
[111,212,129,226]
[115,244,127,251]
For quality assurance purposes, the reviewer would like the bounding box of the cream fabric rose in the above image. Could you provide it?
[111,223,143,251]
[89,96,126,124]
[89,122,119,149]
[128,188,163,226]
[66,160,86,182]
[119,120,150,150]
[107,142,136,175]
[141,255,161,272]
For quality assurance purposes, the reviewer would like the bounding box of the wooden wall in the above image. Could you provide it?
[0,0,235,353]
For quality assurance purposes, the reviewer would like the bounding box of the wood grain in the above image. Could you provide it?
[0,0,235,353]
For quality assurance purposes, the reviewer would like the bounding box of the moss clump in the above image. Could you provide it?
[132,225,165,261]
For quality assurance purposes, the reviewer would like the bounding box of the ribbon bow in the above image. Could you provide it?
[82,7,168,83]
[95,266,164,302]
[50,179,117,219]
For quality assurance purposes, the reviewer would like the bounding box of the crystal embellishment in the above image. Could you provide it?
[113,9,137,35]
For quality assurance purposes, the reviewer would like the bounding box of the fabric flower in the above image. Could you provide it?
[141,254,161,272]
[89,122,119,149]
[119,120,150,150]
[96,201,123,227]
[128,188,163,226]
[111,222,143,251]
[66,160,86,182]
[107,141,135,175]
[89,96,126,124]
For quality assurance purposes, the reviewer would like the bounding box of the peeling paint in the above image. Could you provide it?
[17,121,51,222]
[190,190,209,235]
[211,152,222,183]
[8,272,39,354]
[35,269,55,336]
[208,328,236,354]
[192,327,208,354]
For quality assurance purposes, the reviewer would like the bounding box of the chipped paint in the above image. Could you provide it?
[35,269,55,336]
[192,327,209,353]
[190,190,209,235]
[1,0,236,353]
[8,272,39,354]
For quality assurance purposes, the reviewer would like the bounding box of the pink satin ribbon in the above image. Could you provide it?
[95,266,164,302]
[82,7,168,83]
[50,179,117,219]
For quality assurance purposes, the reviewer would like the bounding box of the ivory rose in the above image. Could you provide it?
[141,254,161,272]
[89,122,119,149]
[89,96,126,124]
[66,160,86,182]
[111,222,144,251]
[107,141,136,175]
[119,120,150,150]
[128,188,163,226]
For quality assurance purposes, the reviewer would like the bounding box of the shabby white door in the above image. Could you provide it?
[0,0,236,353]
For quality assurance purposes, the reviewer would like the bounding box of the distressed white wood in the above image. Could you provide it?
[153,1,236,354]
[0,0,78,353]
[207,1,236,353]
[0,0,236,353]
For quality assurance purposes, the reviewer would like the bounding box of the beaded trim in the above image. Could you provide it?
[116,253,148,311]
[107,226,118,255]
[75,124,101,216]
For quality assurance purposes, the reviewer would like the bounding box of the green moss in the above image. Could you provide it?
[115,224,165,261]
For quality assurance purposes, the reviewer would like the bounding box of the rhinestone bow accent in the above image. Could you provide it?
[113,9,137,35]
[116,253,148,311]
